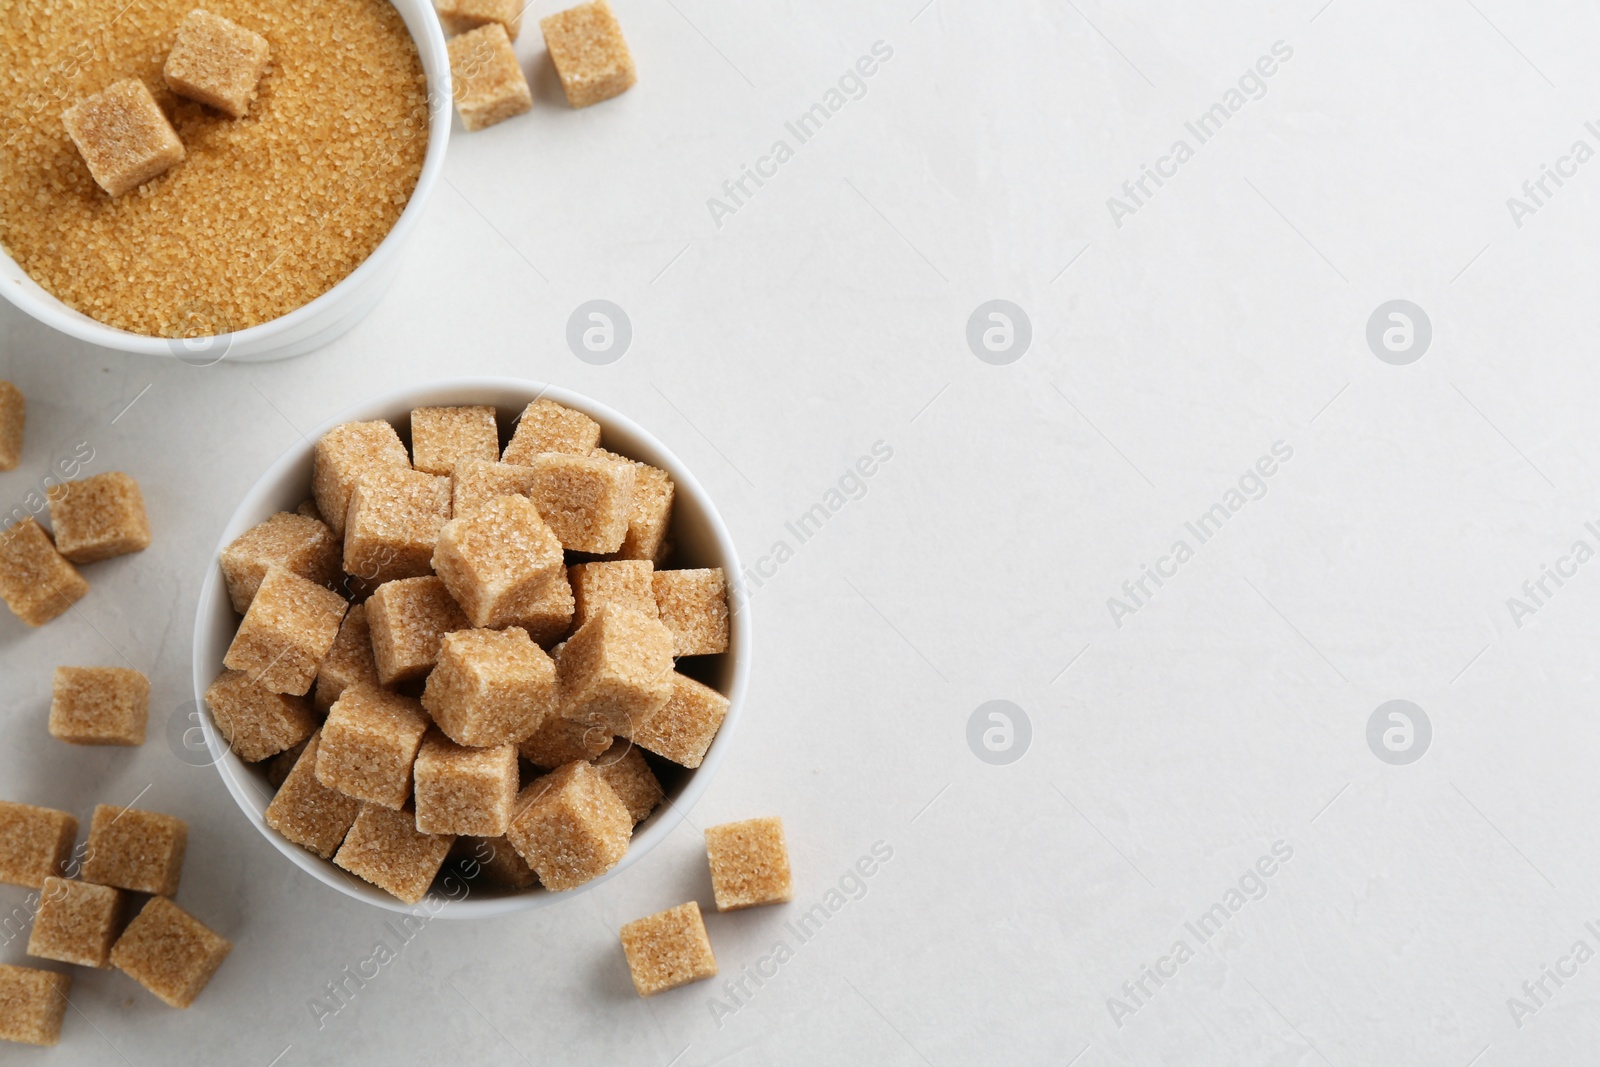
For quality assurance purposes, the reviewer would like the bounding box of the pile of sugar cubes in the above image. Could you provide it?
[207,397,733,905]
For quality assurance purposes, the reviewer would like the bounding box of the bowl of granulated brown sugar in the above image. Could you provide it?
[0,0,451,362]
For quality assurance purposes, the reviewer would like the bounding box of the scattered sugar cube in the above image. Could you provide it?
[343,468,452,587]
[704,816,793,910]
[314,601,379,710]
[45,471,152,564]
[203,668,316,762]
[109,896,230,1008]
[595,450,674,563]
[0,518,89,627]
[503,399,601,463]
[49,666,149,746]
[437,0,522,39]
[506,761,630,890]
[619,901,717,997]
[367,575,469,685]
[316,683,430,809]
[411,405,499,476]
[334,803,454,904]
[0,964,70,1046]
[81,805,186,896]
[447,24,532,132]
[541,0,636,110]
[628,671,728,768]
[593,745,663,824]
[414,731,518,836]
[220,511,340,615]
[0,381,23,471]
[163,9,270,118]
[526,452,636,554]
[264,730,359,858]
[422,627,556,746]
[62,79,184,197]
[652,568,729,655]
[463,835,538,888]
[518,706,613,767]
[27,877,125,969]
[558,604,675,735]
[570,560,655,629]
[0,802,77,889]
[432,494,564,629]
[312,420,410,538]
[450,459,537,518]
[223,565,349,696]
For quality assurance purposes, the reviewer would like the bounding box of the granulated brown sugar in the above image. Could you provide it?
[0,0,429,336]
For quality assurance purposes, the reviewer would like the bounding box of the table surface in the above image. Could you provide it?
[3,1,1597,1063]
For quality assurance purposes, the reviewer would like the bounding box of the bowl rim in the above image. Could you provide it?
[191,378,751,917]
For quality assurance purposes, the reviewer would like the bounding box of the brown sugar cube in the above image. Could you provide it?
[0,802,77,889]
[203,669,315,762]
[296,498,323,522]
[109,897,230,1008]
[333,803,454,904]
[266,737,307,788]
[595,450,675,563]
[570,560,655,629]
[652,568,729,655]
[517,566,576,645]
[220,511,340,615]
[503,399,601,464]
[264,730,360,858]
[27,877,125,969]
[505,761,630,890]
[312,420,410,538]
[414,731,518,836]
[0,381,22,471]
[223,565,349,696]
[45,471,152,564]
[0,519,88,627]
[342,468,452,587]
[0,964,70,1046]
[432,494,564,628]
[437,0,522,39]
[558,605,675,735]
[619,902,717,997]
[447,24,532,132]
[629,671,728,768]
[451,459,537,518]
[422,627,556,746]
[367,575,469,685]
[517,706,613,767]
[62,79,184,197]
[81,805,186,896]
[411,405,499,476]
[314,602,379,710]
[705,816,793,910]
[461,835,538,888]
[593,745,663,824]
[49,666,149,746]
[541,0,636,110]
[526,452,636,554]
[316,684,430,808]
[163,9,270,118]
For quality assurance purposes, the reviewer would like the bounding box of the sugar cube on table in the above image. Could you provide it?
[652,568,729,655]
[222,564,348,696]
[366,575,469,685]
[503,399,601,463]
[312,420,410,538]
[505,761,630,890]
[526,452,636,554]
[0,518,89,627]
[220,511,340,615]
[342,468,452,587]
[0,964,71,1046]
[450,459,537,518]
[570,560,655,628]
[558,604,675,735]
[422,627,556,746]
[437,0,522,39]
[62,79,184,197]
[314,601,379,710]
[704,816,793,910]
[27,877,125,968]
[203,668,316,762]
[316,684,429,809]
[81,805,186,896]
[264,730,360,858]
[110,897,231,1008]
[334,803,454,904]
[0,802,77,889]
[432,494,564,629]
[593,745,663,824]
[45,471,151,564]
[619,901,717,997]
[627,671,728,769]
[49,666,149,746]
[447,24,532,132]
[414,731,518,836]
[541,0,637,110]
[410,405,498,476]
[595,449,674,563]
[163,9,270,118]
[0,381,23,471]
[517,705,613,767]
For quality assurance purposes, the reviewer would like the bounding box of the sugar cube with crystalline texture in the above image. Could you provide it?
[410,405,499,476]
[314,601,379,710]
[264,730,360,858]
[342,467,452,586]
[447,24,532,132]
[312,420,410,538]
[203,669,316,762]
[558,604,675,735]
[570,560,655,629]
[0,519,88,627]
[109,897,231,1008]
[223,565,349,696]
[462,835,538,888]
[541,0,636,110]
[162,9,271,118]
[628,672,728,769]
[0,964,70,1046]
[414,731,518,836]
[518,706,613,767]
[593,745,663,824]
[0,802,77,889]
[526,452,636,554]
[422,627,556,746]
[27,877,125,968]
[704,816,793,910]
[366,575,469,685]
[450,459,537,518]
[431,494,564,629]
[334,803,454,903]
[220,512,340,615]
[62,78,184,197]
[502,399,601,463]
[619,901,717,996]
[652,568,729,656]
[595,449,674,563]
[49,666,149,746]
[516,566,576,645]
[437,0,522,39]
[295,498,323,522]
[316,684,430,809]
[0,381,23,471]
[45,471,152,564]
[506,761,631,890]
[267,738,307,788]
[81,805,186,896]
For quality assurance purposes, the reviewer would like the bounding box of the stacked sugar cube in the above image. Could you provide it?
[209,397,734,903]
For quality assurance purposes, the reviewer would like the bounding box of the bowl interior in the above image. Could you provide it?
[192,380,749,916]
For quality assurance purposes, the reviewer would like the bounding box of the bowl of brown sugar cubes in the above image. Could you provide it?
[191,380,749,915]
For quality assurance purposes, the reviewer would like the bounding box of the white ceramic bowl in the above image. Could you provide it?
[0,0,451,363]
[192,379,750,916]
